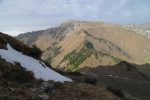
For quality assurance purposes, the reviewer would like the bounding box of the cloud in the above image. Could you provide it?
[0,0,148,19]
[0,0,150,35]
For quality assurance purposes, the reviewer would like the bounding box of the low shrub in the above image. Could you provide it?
[53,82,65,90]
[0,60,35,83]
[0,34,7,49]
[111,56,121,64]
[63,47,92,71]
[106,86,124,99]
[30,44,42,59]
[84,75,97,85]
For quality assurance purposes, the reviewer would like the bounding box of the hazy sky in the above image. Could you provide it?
[0,0,150,36]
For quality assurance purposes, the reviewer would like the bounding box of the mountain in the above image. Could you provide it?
[1,32,142,100]
[123,22,150,38]
[0,32,72,82]
[16,20,150,71]
[137,22,150,30]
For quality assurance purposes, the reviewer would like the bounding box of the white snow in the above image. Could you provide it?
[0,44,72,82]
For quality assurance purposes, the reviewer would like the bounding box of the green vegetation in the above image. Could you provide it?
[111,56,121,64]
[0,32,44,60]
[61,41,94,71]
[94,51,110,60]
[62,40,122,71]
[94,51,122,64]
[46,43,61,64]
[63,47,93,71]
[0,59,35,83]
[47,56,52,64]
[50,46,61,57]
[83,30,104,43]
[30,44,42,59]
[46,42,61,56]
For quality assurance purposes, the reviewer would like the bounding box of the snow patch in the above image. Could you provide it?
[0,44,72,82]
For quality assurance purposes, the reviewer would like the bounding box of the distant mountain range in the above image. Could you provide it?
[123,22,150,38]
[16,20,150,71]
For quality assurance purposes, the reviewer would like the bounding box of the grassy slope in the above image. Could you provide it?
[61,40,122,71]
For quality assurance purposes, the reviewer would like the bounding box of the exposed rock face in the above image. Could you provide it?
[16,20,150,70]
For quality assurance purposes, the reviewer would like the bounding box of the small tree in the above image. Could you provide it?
[30,44,42,59]
[84,75,97,85]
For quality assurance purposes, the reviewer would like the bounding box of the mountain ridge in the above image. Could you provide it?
[16,20,150,70]
[1,32,133,100]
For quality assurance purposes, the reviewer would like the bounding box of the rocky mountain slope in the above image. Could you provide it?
[1,32,143,100]
[0,32,71,82]
[0,32,118,100]
[16,20,150,71]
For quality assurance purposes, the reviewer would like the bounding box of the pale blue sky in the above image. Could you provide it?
[0,0,150,36]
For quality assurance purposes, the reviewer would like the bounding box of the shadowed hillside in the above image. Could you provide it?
[78,61,150,100]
